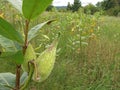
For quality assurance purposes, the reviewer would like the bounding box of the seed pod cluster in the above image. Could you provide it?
[33,40,58,82]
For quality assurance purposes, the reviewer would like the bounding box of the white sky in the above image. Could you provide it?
[53,0,104,6]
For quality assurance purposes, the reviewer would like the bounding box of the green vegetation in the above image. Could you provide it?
[0,0,58,90]
[30,13,120,90]
[0,0,120,90]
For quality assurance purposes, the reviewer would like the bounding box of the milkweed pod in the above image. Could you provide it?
[33,39,58,82]
[22,44,36,72]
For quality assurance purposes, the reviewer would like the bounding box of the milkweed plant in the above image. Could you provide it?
[0,0,58,90]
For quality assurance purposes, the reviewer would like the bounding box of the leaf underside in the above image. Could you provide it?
[0,72,28,90]
[28,20,55,42]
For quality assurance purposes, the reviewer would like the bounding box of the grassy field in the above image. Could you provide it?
[28,15,120,90]
[0,8,120,90]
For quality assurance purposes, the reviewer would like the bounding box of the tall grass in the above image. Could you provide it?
[30,14,120,90]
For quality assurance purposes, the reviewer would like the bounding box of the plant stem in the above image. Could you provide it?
[20,60,35,90]
[15,20,30,90]
[15,65,21,90]
[23,20,30,54]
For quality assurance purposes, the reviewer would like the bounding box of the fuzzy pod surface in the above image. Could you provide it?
[33,40,58,82]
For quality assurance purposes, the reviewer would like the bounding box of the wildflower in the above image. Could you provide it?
[71,27,76,32]
[0,13,4,18]
[89,33,96,40]
[91,22,96,27]
[89,29,94,33]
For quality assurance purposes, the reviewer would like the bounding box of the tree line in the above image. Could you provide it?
[46,0,120,16]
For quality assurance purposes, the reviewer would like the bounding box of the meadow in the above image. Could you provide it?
[0,5,120,90]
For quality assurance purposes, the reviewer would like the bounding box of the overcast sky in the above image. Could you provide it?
[53,0,104,6]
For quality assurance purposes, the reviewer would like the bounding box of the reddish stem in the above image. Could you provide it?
[14,20,30,90]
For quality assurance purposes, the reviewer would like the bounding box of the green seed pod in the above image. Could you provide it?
[22,44,36,72]
[33,39,58,82]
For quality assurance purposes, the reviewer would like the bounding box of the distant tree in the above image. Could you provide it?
[96,2,103,9]
[72,0,81,12]
[96,0,120,16]
[103,0,116,10]
[84,4,98,14]
[118,0,120,5]
[96,0,120,10]
[67,2,72,11]
[106,6,120,16]
[46,5,54,11]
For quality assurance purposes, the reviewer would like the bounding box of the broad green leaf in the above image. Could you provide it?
[0,35,17,52]
[0,18,23,44]
[13,50,24,64]
[0,73,29,89]
[0,73,15,90]
[28,20,54,42]
[22,0,53,20]
[6,0,22,13]
[0,51,24,64]
[0,52,16,58]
